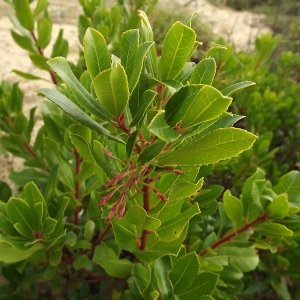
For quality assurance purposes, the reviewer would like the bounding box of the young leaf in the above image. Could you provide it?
[93,244,134,278]
[147,111,180,143]
[169,252,200,294]
[158,128,257,166]
[190,58,216,85]
[47,57,112,121]
[38,88,124,144]
[37,17,52,49]
[159,21,196,80]
[156,204,200,242]
[138,141,166,165]
[14,0,34,31]
[130,89,157,126]
[274,171,300,205]
[180,85,232,128]
[254,222,293,237]
[223,190,244,229]
[169,178,204,201]
[175,272,219,299]
[33,0,48,17]
[93,62,130,118]
[221,81,256,96]
[267,194,289,219]
[84,28,111,79]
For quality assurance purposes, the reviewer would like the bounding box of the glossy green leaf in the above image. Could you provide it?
[241,168,265,220]
[165,85,203,127]
[206,44,227,58]
[158,128,257,166]
[14,0,34,31]
[10,30,36,53]
[33,0,48,17]
[169,178,203,201]
[169,252,199,294]
[221,81,256,96]
[12,70,44,81]
[0,239,43,263]
[138,141,166,165]
[6,198,35,238]
[93,244,134,278]
[37,17,52,49]
[38,88,124,144]
[180,85,232,128]
[206,246,259,272]
[130,89,157,126]
[176,272,218,299]
[47,57,111,121]
[0,203,18,236]
[267,194,289,219]
[274,171,300,205]
[190,58,216,85]
[157,204,200,242]
[147,111,180,143]
[94,62,130,118]
[126,130,139,158]
[153,257,173,299]
[159,22,196,80]
[84,28,111,79]
[223,190,244,229]
[254,222,293,237]
[73,254,91,270]
[148,78,183,95]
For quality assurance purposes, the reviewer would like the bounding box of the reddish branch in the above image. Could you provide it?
[199,212,269,257]
[30,31,58,85]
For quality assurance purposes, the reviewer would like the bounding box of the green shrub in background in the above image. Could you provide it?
[0,0,300,299]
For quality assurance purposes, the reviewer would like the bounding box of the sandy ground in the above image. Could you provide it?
[0,0,271,189]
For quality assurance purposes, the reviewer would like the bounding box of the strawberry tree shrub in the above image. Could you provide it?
[0,1,300,299]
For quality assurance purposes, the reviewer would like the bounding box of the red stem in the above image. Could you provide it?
[199,212,269,257]
[139,177,151,251]
[92,225,112,247]
[30,31,57,85]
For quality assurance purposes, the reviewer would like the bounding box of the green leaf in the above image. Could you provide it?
[73,254,91,270]
[38,88,124,144]
[206,44,227,58]
[126,130,139,159]
[94,62,130,118]
[254,222,293,237]
[130,89,157,126]
[10,30,36,53]
[180,85,232,128]
[84,220,95,242]
[49,251,62,266]
[51,29,69,58]
[33,0,48,17]
[267,194,289,219]
[37,17,52,49]
[153,257,173,300]
[157,204,200,242]
[6,198,35,238]
[0,239,43,263]
[165,85,203,127]
[223,190,244,229]
[147,111,180,143]
[206,246,259,272]
[0,181,12,202]
[138,141,167,165]
[12,69,44,81]
[241,168,265,220]
[169,178,203,201]
[84,28,111,79]
[14,0,34,31]
[159,22,196,80]
[47,57,111,121]
[176,272,218,299]
[221,81,256,96]
[158,128,257,166]
[93,244,134,278]
[274,171,300,205]
[29,54,50,71]
[169,252,199,294]
[190,58,216,85]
